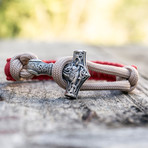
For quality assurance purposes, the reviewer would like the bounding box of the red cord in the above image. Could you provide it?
[5,58,137,82]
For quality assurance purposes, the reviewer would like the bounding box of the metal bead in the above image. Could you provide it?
[27,59,53,76]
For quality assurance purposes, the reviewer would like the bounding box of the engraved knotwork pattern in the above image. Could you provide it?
[27,59,53,76]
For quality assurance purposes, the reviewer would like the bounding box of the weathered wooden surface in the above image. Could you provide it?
[0,40,148,148]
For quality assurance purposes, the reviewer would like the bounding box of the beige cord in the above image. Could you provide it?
[10,54,139,92]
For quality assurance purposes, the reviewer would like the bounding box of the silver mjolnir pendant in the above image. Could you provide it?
[63,50,90,98]
[27,50,90,99]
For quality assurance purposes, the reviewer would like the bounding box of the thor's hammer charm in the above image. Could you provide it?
[62,50,90,99]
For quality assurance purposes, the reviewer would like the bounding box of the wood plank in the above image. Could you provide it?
[0,40,148,148]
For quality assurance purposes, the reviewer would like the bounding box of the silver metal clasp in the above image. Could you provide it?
[27,50,90,99]
[27,59,53,76]
[63,50,90,99]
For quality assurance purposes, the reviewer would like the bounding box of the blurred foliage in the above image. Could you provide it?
[0,0,148,45]
[114,0,148,44]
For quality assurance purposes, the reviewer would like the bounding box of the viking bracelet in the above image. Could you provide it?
[4,50,139,99]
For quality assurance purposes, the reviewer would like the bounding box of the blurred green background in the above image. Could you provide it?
[0,0,148,45]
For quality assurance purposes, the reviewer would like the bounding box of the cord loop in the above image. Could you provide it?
[52,57,138,92]
[124,66,139,92]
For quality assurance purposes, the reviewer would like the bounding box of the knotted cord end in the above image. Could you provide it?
[9,53,38,81]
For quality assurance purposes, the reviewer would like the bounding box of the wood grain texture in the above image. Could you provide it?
[0,40,148,148]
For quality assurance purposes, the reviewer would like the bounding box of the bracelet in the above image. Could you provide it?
[4,50,138,99]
